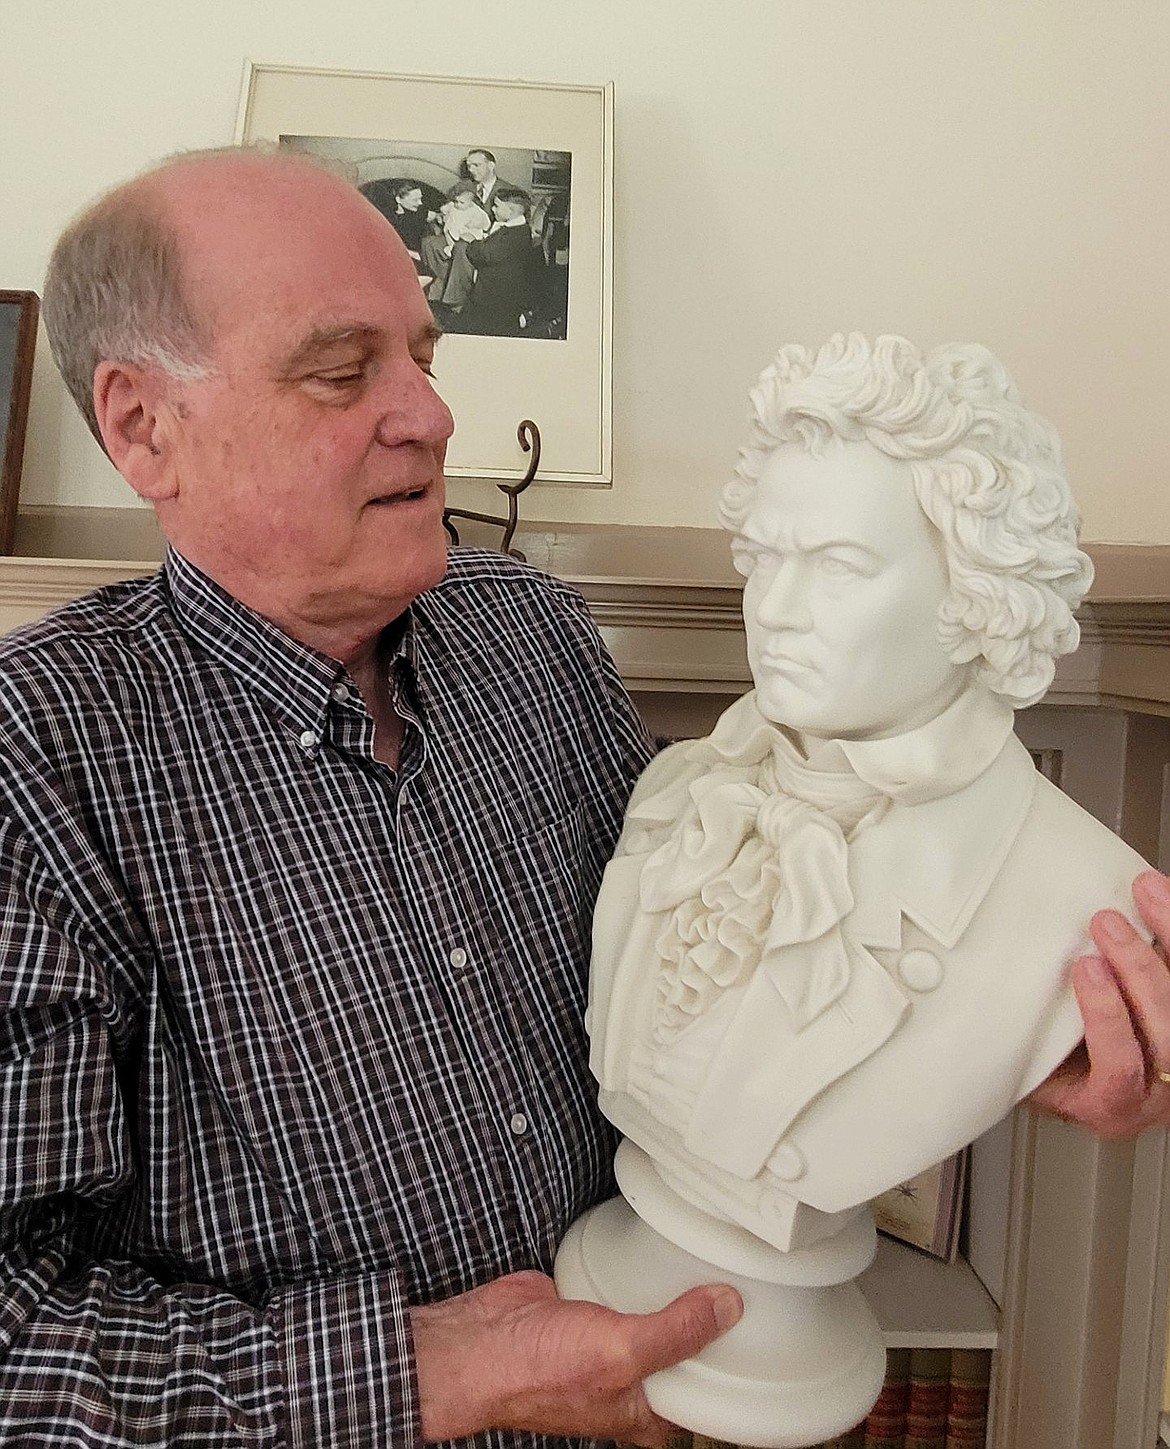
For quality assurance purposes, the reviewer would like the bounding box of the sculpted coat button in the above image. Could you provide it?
[898,948,944,992]
[770,1142,806,1181]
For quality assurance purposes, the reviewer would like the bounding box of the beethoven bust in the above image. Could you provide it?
[586,334,1148,1254]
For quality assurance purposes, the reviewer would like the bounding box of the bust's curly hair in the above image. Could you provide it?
[719,333,1094,709]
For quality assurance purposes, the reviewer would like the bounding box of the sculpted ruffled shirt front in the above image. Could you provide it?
[614,688,1013,1156]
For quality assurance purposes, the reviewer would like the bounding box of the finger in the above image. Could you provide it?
[1089,910,1170,1070]
[1069,955,1147,1125]
[1133,871,1170,951]
[624,1284,743,1378]
[618,1397,679,1449]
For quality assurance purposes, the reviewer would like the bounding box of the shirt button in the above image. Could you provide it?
[298,730,317,750]
[331,683,351,702]
[448,947,469,970]
[509,1112,529,1137]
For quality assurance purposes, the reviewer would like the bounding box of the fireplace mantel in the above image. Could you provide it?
[3,510,1169,718]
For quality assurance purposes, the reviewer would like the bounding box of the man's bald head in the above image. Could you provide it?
[42,146,357,448]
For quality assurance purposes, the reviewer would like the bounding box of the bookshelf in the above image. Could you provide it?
[861,1238,998,1351]
[2,508,1169,1449]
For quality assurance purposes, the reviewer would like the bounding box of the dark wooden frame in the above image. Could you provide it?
[0,290,39,556]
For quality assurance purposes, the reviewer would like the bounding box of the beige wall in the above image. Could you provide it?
[4,1,1169,540]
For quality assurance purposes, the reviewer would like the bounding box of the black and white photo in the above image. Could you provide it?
[283,135,571,341]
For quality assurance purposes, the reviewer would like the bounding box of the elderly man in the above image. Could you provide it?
[0,147,739,1449]
[0,151,1165,1449]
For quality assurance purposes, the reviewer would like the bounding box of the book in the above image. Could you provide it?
[865,1346,911,1448]
[905,1346,951,1449]
[945,1347,992,1448]
[820,1424,866,1448]
[872,1149,968,1262]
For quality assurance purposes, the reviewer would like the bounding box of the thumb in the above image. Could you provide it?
[627,1284,743,1378]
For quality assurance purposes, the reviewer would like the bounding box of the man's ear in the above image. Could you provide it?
[93,360,183,503]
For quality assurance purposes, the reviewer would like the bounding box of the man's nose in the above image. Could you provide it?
[753,559,813,632]
[375,362,455,448]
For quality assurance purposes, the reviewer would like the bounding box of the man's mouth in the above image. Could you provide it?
[367,481,433,507]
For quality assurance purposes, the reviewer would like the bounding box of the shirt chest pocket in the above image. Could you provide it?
[447,800,593,1020]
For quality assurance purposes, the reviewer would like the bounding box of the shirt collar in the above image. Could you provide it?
[163,549,419,749]
[845,735,1037,948]
[832,686,1016,806]
[691,683,1032,947]
[697,682,1015,808]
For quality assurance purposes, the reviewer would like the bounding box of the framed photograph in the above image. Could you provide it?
[0,291,38,556]
[872,1147,969,1263]
[236,62,613,486]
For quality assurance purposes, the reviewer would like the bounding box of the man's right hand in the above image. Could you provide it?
[410,1268,743,1446]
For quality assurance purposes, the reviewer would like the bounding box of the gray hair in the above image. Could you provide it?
[43,182,211,449]
[42,144,357,450]
[720,333,1094,709]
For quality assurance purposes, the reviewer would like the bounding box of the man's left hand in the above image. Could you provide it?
[1028,870,1170,1137]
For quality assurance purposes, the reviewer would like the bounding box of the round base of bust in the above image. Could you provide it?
[554,1145,886,1448]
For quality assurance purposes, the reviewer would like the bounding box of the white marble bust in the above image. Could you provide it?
[558,336,1151,1443]
[585,334,1149,1249]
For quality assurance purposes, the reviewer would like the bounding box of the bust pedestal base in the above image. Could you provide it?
[554,1142,886,1448]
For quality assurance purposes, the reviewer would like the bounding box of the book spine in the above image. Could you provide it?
[944,1348,992,1449]
[821,1425,867,1448]
[864,1345,911,1448]
[905,1346,951,1449]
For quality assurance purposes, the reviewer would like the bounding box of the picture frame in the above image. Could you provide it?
[235,62,613,486]
[871,1147,969,1263]
[0,290,38,556]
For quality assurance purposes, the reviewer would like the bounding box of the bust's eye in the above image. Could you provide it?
[730,543,759,578]
[817,551,877,580]
[818,554,859,578]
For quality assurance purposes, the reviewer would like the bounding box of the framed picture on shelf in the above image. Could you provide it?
[871,1147,969,1263]
[0,290,38,556]
[236,62,613,486]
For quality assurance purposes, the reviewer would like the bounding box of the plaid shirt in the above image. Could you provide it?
[0,547,654,1449]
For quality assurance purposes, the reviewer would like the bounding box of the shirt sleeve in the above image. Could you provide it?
[0,816,421,1449]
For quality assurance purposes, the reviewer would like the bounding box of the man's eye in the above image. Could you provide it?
[314,370,364,388]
